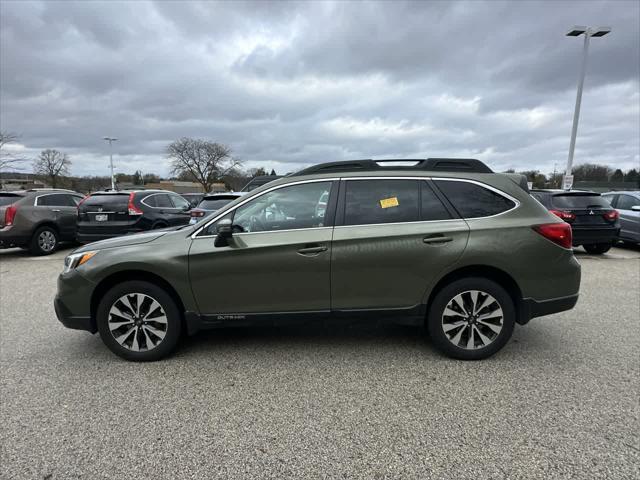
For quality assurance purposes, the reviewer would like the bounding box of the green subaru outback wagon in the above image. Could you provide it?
[55,159,580,361]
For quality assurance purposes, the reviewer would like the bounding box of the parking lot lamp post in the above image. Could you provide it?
[564,26,611,190]
[103,137,118,190]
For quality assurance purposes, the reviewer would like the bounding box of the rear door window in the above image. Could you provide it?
[37,194,77,207]
[551,194,609,209]
[434,180,515,218]
[154,194,174,208]
[344,180,420,226]
[170,194,190,210]
[616,194,638,210]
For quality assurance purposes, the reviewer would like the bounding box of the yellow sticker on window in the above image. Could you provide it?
[379,197,399,209]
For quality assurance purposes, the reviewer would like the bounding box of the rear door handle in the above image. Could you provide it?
[297,245,328,256]
[423,235,453,244]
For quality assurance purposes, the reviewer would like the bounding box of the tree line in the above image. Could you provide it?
[1,130,638,192]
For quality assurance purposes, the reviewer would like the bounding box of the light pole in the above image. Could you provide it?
[564,25,611,190]
[103,137,118,190]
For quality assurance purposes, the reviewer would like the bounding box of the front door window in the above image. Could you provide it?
[232,182,333,233]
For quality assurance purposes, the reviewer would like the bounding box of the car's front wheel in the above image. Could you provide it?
[96,281,182,361]
[427,277,515,360]
[583,243,612,254]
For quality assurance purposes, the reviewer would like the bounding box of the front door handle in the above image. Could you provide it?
[297,245,328,256]
[423,235,453,244]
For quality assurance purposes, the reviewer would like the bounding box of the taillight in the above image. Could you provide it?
[4,204,17,226]
[533,223,573,249]
[128,193,144,216]
[190,209,205,217]
[549,209,576,223]
[603,210,619,222]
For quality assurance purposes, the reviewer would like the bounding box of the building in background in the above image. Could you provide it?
[143,180,226,193]
[0,177,47,191]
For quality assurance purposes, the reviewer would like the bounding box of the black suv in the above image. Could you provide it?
[0,189,84,254]
[76,190,192,244]
[530,189,620,254]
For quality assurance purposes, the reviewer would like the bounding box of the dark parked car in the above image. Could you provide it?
[189,192,245,224]
[0,189,84,255]
[180,193,204,209]
[56,158,580,362]
[601,191,640,245]
[76,190,192,244]
[530,189,620,254]
[241,175,283,192]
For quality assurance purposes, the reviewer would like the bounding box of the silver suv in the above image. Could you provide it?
[0,189,84,255]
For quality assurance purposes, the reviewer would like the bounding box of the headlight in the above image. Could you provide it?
[63,250,98,273]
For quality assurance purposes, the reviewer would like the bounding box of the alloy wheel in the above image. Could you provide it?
[108,293,168,352]
[441,290,504,350]
[38,230,56,252]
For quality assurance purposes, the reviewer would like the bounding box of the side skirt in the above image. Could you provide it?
[184,305,426,335]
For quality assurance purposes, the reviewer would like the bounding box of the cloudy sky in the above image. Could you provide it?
[1,0,638,178]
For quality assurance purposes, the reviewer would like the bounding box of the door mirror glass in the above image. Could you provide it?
[214,218,233,247]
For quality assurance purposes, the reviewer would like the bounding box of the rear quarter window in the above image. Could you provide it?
[434,180,516,218]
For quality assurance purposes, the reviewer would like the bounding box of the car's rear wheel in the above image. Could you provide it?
[96,281,182,361]
[29,226,58,255]
[427,277,515,360]
[583,243,611,254]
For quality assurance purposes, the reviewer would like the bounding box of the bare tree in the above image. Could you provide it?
[167,138,240,192]
[33,149,71,188]
[0,131,26,171]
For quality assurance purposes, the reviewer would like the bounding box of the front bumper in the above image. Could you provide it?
[54,295,96,333]
[54,271,97,333]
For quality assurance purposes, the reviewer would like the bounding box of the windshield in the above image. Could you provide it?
[551,194,610,209]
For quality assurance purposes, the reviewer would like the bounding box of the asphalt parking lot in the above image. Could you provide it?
[1,245,639,480]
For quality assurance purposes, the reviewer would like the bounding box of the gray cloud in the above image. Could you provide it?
[1,0,638,178]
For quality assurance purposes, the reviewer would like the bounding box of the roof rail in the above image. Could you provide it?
[25,188,77,193]
[291,158,492,176]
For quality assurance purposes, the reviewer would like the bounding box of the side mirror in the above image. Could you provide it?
[214,218,233,247]
[631,206,640,212]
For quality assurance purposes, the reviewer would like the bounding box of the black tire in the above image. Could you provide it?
[29,226,59,255]
[584,243,611,254]
[152,223,168,230]
[427,277,515,360]
[96,281,182,361]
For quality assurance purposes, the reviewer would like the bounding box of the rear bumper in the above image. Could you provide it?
[572,226,619,246]
[0,229,30,248]
[54,295,96,333]
[519,293,579,324]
